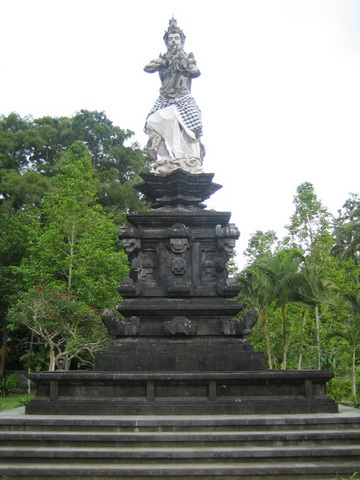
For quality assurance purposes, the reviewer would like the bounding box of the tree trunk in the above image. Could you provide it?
[262,307,273,369]
[315,304,321,370]
[297,307,307,370]
[67,222,75,291]
[281,304,287,369]
[49,344,56,371]
[27,331,34,394]
[65,356,71,370]
[0,326,9,378]
[352,350,357,397]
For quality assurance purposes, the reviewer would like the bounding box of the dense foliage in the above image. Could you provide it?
[238,183,360,400]
[0,111,148,372]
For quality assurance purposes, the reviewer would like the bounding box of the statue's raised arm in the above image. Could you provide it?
[144,18,205,175]
[144,56,166,73]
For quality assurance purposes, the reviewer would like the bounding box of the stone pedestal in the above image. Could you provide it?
[96,337,265,371]
[98,172,263,377]
[26,170,337,415]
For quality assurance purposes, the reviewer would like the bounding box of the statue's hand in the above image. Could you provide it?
[144,56,166,72]
[188,66,201,78]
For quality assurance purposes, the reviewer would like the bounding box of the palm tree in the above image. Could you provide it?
[252,250,304,369]
[238,267,276,369]
[328,292,360,396]
[297,261,339,370]
[296,305,308,370]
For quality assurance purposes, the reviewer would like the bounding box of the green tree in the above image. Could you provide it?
[285,182,330,255]
[238,249,305,369]
[8,285,108,371]
[239,183,360,378]
[332,193,360,264]
[284,182,340,369]
[0,112,32,172]
[0,210,38,375]
[0,112,147,372]
[238,266,277,368]
[16,142,128,308]
[0,169,54,213]
[6,142,129,371]
[297,260,339,369]
[243,230,278,265]
[328,292,360,396]
[71,110,148,223]
[0,111,148,218]
[254,250,304,369]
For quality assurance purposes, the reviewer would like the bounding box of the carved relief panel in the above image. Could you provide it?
[165,223,192,295]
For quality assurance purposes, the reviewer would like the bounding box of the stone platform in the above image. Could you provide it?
[26,370,337,415]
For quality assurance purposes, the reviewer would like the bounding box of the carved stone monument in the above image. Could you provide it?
[95,171,264,374]
[26,19,337,415]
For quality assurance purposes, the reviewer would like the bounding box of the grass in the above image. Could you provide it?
[0,394,34,412]
[332,475,358,480]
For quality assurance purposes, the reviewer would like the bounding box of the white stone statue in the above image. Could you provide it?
[144,18,205,175]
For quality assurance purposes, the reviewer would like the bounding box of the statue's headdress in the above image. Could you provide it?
[163,17,186,45]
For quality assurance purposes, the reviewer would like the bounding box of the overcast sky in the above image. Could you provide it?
[1,0,360,267]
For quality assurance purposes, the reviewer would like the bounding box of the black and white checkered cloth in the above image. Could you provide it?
[146,95,203,137]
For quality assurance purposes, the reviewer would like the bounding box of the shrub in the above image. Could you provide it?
[15,395,34,407]
[349,395,360,409]
[327,377,352,403]
[332,474,358,480]
[0,374,21,396]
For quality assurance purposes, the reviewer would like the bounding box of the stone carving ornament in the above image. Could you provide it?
[168,223,190,254]
[163,316,198,336]
[144,18,205,175]
[101,309,140,337]
[222,308,259,337]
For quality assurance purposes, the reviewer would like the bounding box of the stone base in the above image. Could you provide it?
[26,370,338,415]
[96,337,265,371]
[134,170,222,209]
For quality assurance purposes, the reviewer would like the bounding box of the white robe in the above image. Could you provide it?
[146,104,201,160]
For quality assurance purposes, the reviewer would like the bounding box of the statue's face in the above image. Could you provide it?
[167,33,182,51]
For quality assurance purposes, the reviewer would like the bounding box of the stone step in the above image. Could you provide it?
[1,410,360,432]
[1,444,360,463]
[1,428,360,447]
[0,460,359,479]
[1,406,359,478]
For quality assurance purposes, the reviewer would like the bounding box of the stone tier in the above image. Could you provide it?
[126,209,232,228]
[26,370,337,415]
[134,170,222,209]
[115,297,244,334]
[96,337,265,371]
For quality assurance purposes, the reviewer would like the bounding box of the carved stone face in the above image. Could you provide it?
[167,33,182,51]
[218,238,236,253]
[122,238,140,253]
[170,238,188,254]
[119,223,135,238]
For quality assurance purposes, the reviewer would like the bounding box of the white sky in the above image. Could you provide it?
[1,0,360,267]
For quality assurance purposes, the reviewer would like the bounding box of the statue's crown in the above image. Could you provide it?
[163,17,186,45]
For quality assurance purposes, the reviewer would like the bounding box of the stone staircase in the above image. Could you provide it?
[0,405,360,479]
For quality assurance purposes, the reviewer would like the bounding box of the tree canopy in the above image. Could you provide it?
[0,110,148,220]
[0,111,148,373]
[238,182,360,396]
